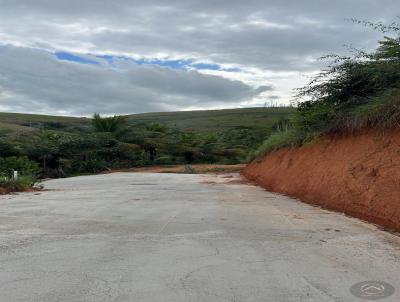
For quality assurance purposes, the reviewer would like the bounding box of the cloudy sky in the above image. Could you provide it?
[0,1,398,116]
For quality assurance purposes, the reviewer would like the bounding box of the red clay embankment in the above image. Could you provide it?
[243,129,400,232]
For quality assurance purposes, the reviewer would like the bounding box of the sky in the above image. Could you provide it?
[0,1,398,116]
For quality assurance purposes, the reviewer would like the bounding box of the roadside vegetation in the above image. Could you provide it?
[251,20,400,160]
[0,108,292,190]
[0,156,38,193]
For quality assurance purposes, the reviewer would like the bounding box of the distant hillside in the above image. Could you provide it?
[126,107,294,132]
[0,107,294,134]
[0,112,88,124]
[0,112,89,135]
[0,107,294,178]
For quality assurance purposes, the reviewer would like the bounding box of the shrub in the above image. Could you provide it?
[344,90,400,131]
[295,21,400,134]
[251,20,400,160]
[92,113,126,132]
[295,101,338,133]
[146,123,167,133]
[0,157,38,191]
[0,141,20,157]
[0,175,37,190]
[250,129,307,160]
[0,156,39,178]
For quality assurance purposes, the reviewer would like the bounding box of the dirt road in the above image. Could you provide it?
[0,173,399,301]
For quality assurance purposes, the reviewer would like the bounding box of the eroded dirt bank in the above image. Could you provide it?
[243,129,400,232]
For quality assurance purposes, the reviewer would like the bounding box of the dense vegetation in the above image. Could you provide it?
[0,108,293,187]
[252,20,400,159]
[0,156,38,192]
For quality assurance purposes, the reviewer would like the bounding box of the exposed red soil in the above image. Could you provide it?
[243,129,400,232]
[0,186,39,195]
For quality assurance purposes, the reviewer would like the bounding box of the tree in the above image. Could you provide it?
[92,113,126,132]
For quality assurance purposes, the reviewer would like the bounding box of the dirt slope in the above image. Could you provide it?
[243,129,400,232]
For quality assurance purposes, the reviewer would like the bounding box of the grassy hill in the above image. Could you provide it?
[0,112,89,134]
[0,107,294,178]
[0,107,294,134]
[126,107,293,132]
[0,112,86,124]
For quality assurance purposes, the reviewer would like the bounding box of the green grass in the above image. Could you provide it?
[249,129,307,160]
[0,112,90,135]
[125,107,294,133]
[344,90,400,132]
[0,121,35,132]
[0,112,87,124]
[0,175,37,192]
[0,107,294,134]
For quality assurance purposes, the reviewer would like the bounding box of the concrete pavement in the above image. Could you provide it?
[0,172,399,301]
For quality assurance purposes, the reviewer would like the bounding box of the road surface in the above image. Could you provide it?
[0,173,399,301]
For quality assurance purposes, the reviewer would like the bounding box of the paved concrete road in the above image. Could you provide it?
[1,173,400,302]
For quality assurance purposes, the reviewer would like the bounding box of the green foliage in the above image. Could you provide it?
[146,123,167,133]
[295,20,400,134]
[26,132,142,177]
[252,20,400,160]
[250,129,306,160]
[345,89,400,131]
[0,141,20,157]
[125,107,294,133]
[1,108,294,177]
[295,101,338,133]
[0,175,37,191]
[92,113,126,132]
[0,156,39,177]
[0,156,38,191]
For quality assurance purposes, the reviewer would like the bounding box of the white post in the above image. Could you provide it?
[13,170,18,180]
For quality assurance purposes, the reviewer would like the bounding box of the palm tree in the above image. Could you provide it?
[92,113,126,132]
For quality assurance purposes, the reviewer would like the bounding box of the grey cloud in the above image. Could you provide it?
[0,0,398,114]
[0,46,270,115]
[0,0,397,70]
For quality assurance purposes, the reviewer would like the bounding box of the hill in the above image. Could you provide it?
[0,107,293,134]
[0,107,294,178]
[0,112,89,134]
[126,107,293,133]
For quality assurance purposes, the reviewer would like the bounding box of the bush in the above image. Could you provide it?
[0,141,20,157]
[0,157,38,192]
[250,129,306,160]
[295,101,338,133]
[344,90,400,131]
[0,175,37,190]
[295,21,400,134]
[92,113,126,132]
[251,20,400,160]
[0,156,39,178]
